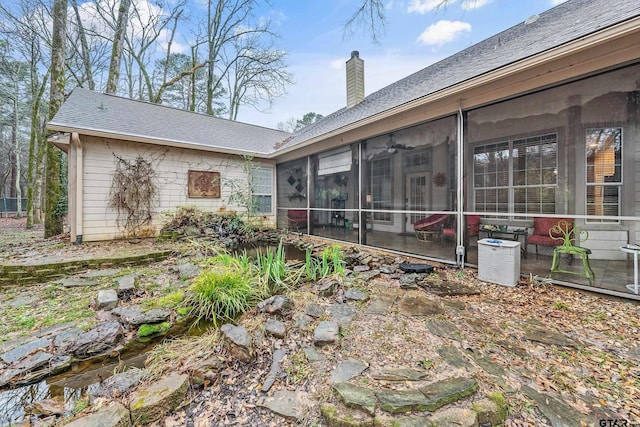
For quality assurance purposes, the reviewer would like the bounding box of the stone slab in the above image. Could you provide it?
[320,403,374,427]
[1,337,51,364]
[79,268,122,278]
[429,407,478,427]
[130,373,189,424]
[425,319,460,340]
[333,383,376,415]
[398,295,443,317]
[327,304,358,329]
[64,402,130,427]
[522,385,591,427]
[436,345,473,370]
[377,388,430,414]
[365,292,397,315]
[417,377,478,411]
[329,358,369,384]
[370,368,427,381]
[314,321,340,346]
[259,390,311,421]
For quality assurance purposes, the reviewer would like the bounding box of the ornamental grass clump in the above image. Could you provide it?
[184,269,266,327]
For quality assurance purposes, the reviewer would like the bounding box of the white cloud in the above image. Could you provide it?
[407,0,444,14]
[417,20,471,47]
[461,0,492,10]
[550,0,568,5]
[408,0,492,13]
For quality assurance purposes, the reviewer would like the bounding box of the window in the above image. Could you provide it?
[473,134,557,215]
[586,128,622,223]
[251,167,273,214]
[371,158,392,222]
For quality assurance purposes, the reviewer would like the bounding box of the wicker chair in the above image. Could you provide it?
[414,214,449,242]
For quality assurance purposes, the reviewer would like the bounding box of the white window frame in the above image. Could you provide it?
[473,133,558,218]
[585,127,622,224]
[251,166,274,214]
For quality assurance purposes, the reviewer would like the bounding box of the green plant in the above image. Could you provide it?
[553,301,568,310]
[421,358,433,370]
[183,269,267,326]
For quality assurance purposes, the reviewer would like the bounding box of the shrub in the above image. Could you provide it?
[184,269,266,327]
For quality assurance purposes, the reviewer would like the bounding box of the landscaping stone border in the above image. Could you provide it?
[0,250,173,286]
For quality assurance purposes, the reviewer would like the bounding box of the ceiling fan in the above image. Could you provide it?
[384,133,414,153]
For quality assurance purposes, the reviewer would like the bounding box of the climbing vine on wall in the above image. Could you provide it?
[108,155,157,237]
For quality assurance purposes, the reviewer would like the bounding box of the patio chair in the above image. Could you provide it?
[549,220,595,284]
[527,217,572,256]
[414,214,449,242]
[442,215,481,246]
[287,209,308,231]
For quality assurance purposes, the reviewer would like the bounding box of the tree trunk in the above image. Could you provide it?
[105,0,131,94]
[45,0,67,238]
[71,0,95,90]
[26,65,49,229]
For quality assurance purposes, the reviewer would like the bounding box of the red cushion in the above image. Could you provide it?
[442,228,456,236]
[414,214,448,231]
[533,217,571,238]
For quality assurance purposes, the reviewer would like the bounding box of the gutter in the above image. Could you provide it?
[71,132,83,244]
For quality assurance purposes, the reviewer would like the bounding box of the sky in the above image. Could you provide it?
[231,0,568,129]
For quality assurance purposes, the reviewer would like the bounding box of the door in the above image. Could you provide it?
[405,173,431,233]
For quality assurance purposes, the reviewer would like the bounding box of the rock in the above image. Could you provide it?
[436,345,473,370]
[429,407,478,427]
[55,277,100,288]
[417,377,478,411]
[137,322,171,339]
[0,368,20,387]
[7,295,36,307]
[327,304,357,329]
[353,265,370,273]
[333,383,376,415]
[380,266,395,274]
[302,345,323,362]
[375,415,432,427]
[522,385,591,427]
[370,368,427,381]
[376,388,430,414]
[265,319,286,338]
[345,288,368,301]
[329,358,369,384]
[419,279,480,296]
[258,295,292,314]
[92,368,145,398]
[313,321,340,346]
[425,319,460,339]
[442,299,466,311]
[305,303,325,318]
[53,328,83,349]
[320,402,374,427]
[220,324,254,363]
[111,306,171,325]
[79,268,122,278]
[1,338,51,364]
[464,350,507,384]
[130,373,189,425]
[171,263,200,279]
[115,274,136,293]
[64,402,130,427]
[473,395,507,426]
[69,322,123,357]
[262,349,286,392]
[12,350,52,371]
[358,270,381,282]
[316,278,339,297]
[96,289,118,311]
[398,295,443,316]
[24,399,65,416]
[365,292,398,315]
[258,390,311,421]
[523,326,580,348]
[294,313,314,329]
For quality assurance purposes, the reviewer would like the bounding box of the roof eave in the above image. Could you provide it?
[46,123,273,159]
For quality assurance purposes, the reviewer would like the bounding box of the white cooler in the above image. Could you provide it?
[477,238,521,286]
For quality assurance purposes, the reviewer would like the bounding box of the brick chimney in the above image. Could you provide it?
[346,51,364,108]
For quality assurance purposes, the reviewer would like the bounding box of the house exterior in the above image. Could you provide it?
[48,0,640,298]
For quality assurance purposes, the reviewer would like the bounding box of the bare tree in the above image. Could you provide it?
[70,0,95,90]
[106,0,131,93]
[45,0,67,238]
[223,33,292,120]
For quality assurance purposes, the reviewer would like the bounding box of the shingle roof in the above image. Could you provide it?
[284,0,640,149]
[48,88,292,156]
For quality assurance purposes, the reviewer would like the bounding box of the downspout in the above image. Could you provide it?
[306,155,311,233]
[456,105,465,267]
[71,132,83,244]
[358,142,363,245]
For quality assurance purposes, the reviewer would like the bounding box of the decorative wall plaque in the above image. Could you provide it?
[188,170,220,198]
